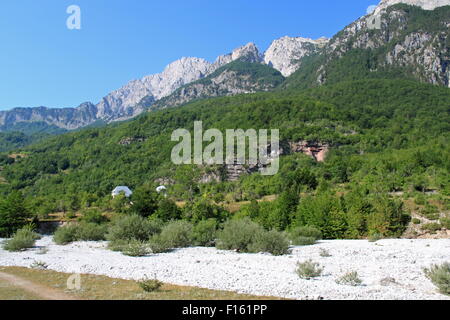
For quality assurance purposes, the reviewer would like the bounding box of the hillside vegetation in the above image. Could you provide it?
[0,78,448,239]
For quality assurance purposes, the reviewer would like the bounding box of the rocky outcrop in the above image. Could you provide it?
[310,1,450,87]
[288,141,330,162]
[374,0,450,13]
[264,36,328,77]
[150,61,284,110]
[0,102,98,131]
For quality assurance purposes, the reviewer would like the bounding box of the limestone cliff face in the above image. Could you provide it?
[264,36,329,77]
[374,0,450,13]
[311,0,450,87]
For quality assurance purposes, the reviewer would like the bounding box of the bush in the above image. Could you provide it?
[294,236,317,246]
[216,218,264,252]
[422,222,442,233]
[183,199,229,224]
[296,260,323,280]
[192,219,217,247]
[154,199,181,221]
[76,223,108,241]
[248,230,290,256]
[368,232,383,242]
[289,226,322,246]
[424,263,450,295]
[319,248,332,257]
[3,226,40,252]
[53,224,79,245]
[107,215,162,242]
[157,220,193,248]
[79,209,109,224]
[148,235,172,254]
[121,240,150,257]
[336,271,362,286]
[440,217,450,229]
[138,277,163,292]
[412,218,421,225]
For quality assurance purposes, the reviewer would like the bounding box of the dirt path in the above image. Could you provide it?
[0,271,80,300]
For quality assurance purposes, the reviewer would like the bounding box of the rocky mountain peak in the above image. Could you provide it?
[214,42,263,67]
[374,0,450,14]
[264,36,329,77]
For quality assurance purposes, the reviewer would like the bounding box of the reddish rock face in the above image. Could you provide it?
[289,141,329,162]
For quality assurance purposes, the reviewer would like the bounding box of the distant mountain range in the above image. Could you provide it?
[0,0,449,136]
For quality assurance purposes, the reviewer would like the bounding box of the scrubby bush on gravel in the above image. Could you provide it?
[319,248,331,257]
[53,224,79,245]
[248,229,290,256]
[76,223,108,241]
[296,260,323,280]
[121,240,150,257]
[147,235,172,254]
[289,226,321,246]
[3,226,40,252]
[216,218,264,253]
[424,263,450,295]
[53,224,77,244]
[138,277,163,292]
[54,222,107,244]
[106,215,162,242]
[192,219,217,247]
[336,271,362,286]
[157,220,193,249]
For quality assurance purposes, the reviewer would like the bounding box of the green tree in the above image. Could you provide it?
[0,192,31,237]
[130,185,160,218]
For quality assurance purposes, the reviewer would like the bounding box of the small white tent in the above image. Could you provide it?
[112,186,133,198]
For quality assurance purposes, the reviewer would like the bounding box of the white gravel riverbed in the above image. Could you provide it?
[0,236,449,300]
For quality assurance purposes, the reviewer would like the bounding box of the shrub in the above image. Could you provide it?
[294,237,317,246]
[183,199,229,224]
[424,263,450,295]
[192,219,217,247]
[3,226,40,252]
[248,230,290,256]
[154,198,181,222]
[412,218,421,225]
[336,271,362,286]
[319,248,332,257]
[289,226,322,246]
[216,218,264,252]
[440,217,450,229]
[106,215,162,242]
[296,260,323,280]
[148,235,172,254]
[158,220,193,248]
[30,260,48,270]
[76,223,108,241]
[368,232,383,242]
[138,277,163,292]
[121,240,150,257]
[53,224,79,245]
[79,209,109,224]
[421,222,442,233]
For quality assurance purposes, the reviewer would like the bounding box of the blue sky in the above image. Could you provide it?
[0,0,379,110]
